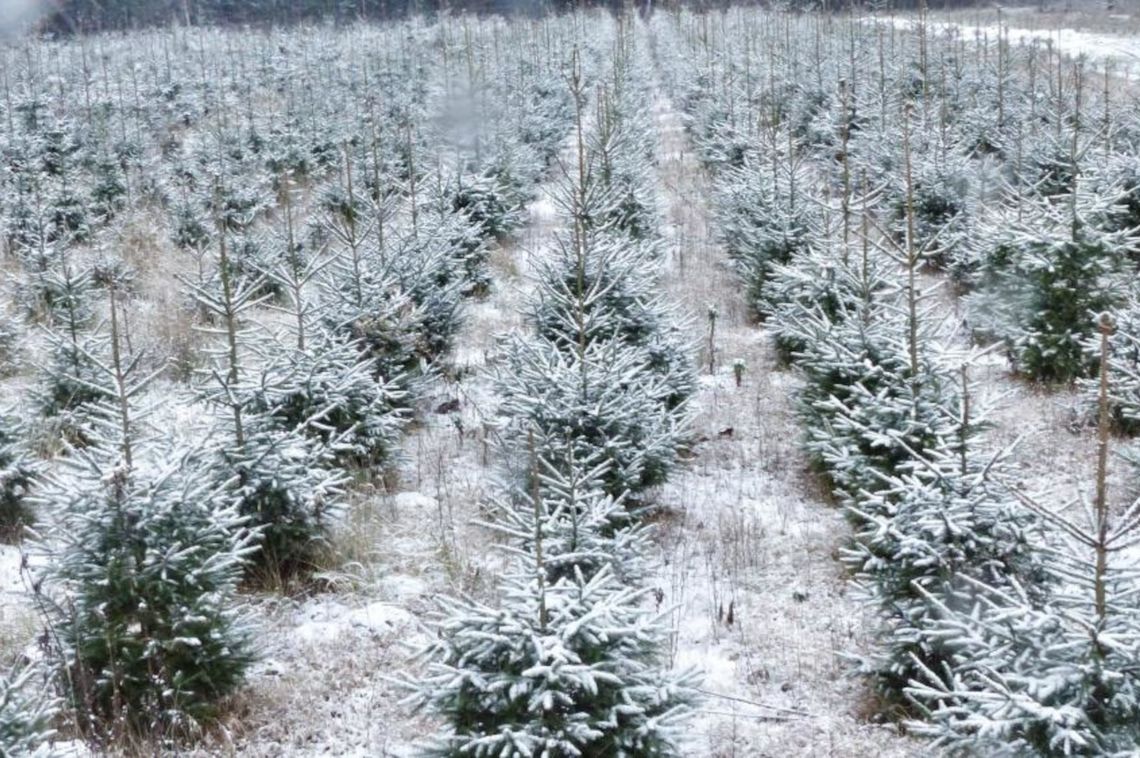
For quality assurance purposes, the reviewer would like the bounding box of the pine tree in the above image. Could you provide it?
[966,207,1130,382]
[0,662,59,756]
[41,449,257,741]
[530,231,695,411]
[496,335,683,502]
[34,282,256,741]
[187,213,347,579]
[405,560,698,757]
[1079,285,1140,434]
[843,365,1046,706]
[907,314,1140,755]
[712,151,819,319]
[243,333,408,468]
[481,452,649,586]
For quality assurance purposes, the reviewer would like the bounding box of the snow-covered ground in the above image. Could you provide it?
[880,14,1140,75]
[3,13,1134,756]
[644,66,917,756]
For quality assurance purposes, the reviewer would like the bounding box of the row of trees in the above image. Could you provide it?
[655,7,1140,754]
[403,17,703,753]
[0,12,591,752]
[30,0,639,34]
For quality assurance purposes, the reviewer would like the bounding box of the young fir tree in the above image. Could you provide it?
[791,109,993,504]
[405,558,697,755]
[187,215,346,579]
[494,63,691,503]
[1079,285,1140,434]
[0,662,59,756]
[479,451,649,586]
[966,77,1135,383]
[35,284,256,741]
[530,230,695,411]
[32,265,104,438]
[907,314,1140,755]
[496,334,681,502]
[966,201,1131,383]
[843,364,1046,707]
[712,147,820,319]
[243,333,408,468]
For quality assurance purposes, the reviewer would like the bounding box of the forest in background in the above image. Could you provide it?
[21,0,1084,35]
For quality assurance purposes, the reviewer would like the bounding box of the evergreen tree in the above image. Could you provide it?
[34,282,256,741]
[405,561,698,757]
[481,453,649,586]
[966,206,1131,382]
[41,449,257,740]
[712,153,819,319]
[187,217,347,579]
[0,662,59,757]
[1079,286,1140,434]
[531,231,695,410]
[496,335,683,501]
[243,333,408,468]
[843,370,1046,706]
[907,315,1140,755]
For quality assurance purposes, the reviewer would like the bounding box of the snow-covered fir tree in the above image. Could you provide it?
[1079,285,1140,434]
[530,230,695,410]
[242,333,408,468]
[480,450,650,585]
[405,558,698,756]
[496,332,684,502]
[843,365,1046,705]
[187,218,347,578]
[0,662,59,756]
[966,197,1133,382]
[712,145,821,319]
[33,285,256,741]
[907,314,1140,755]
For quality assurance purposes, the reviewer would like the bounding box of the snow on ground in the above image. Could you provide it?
[880,14,1140,76]
[644,53,918,755]
[2,18,1131,755]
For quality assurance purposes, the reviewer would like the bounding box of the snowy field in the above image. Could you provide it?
[2,5,1140,757]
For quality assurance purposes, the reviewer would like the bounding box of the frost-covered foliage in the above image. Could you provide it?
[966,201,1133,382]
[843,389,1047,705]
[712,154,821,319]
[1079,287,1140,434]
[891,141,973,271]
[0,663,59,757]
[907,323,1140,754]
[451,169,527,242]
[40,449,256,739]
[494,27,691,504]
[213,422,347,577]
[409,28,699,753]
[187,224,349,578]
[406,559,698,757]
[531,232,695,410]
[481,455,650,585]
[496,335,684,501]
[242,334,408,467]
[775,242,959,504]
[0,326,17,381]
[0,410,37,539]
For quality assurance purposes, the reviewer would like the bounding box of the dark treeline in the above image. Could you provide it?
[37,0,560,33]
[36,0,992,35]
